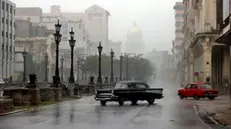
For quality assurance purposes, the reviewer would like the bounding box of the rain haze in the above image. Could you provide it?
[13,0,179,51]
[1,0,224,129]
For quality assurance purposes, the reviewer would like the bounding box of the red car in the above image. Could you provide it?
[178,82,218,100]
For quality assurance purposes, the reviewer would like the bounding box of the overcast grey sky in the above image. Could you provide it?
[12,0,181,52]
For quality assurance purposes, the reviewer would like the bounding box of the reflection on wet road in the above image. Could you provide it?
[0,80,209,129]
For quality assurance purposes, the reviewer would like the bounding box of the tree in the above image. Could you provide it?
[83,55,155,81]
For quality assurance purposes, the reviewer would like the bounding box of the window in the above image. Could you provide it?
[174,6,184,10]
[6,19,8,24]
[10,20,12,26]
[185,84,191,89]
[115,83,128,89]
[2,17,4,23]
[191,84,197,89]
[175,22,183,26]
[2,31,4,36]
[135,83,148,89]
[10,33,12,39]
[10,6,12,13]
[2,1,5,10]
[83,36,85,41]
[6,3,8,12]
[199,84,212,89]
[6,32,8,38]
[175,14,184,18]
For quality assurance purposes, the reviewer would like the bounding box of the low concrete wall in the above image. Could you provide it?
[0,98,14,114]
[3,88,41,106]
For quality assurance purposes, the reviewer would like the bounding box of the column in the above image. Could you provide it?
[203,37,212,82]
[222,46,230,82]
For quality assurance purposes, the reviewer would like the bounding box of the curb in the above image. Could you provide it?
[0,109,27,116]
[194,104,231,129]
[0,97,83,116]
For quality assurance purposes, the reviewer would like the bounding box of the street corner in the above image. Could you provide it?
[193,104,218,125]
[194,104,231,129]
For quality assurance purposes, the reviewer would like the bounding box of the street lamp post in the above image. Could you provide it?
[119,54,123,81]
[53,20,62,87]
[110,49,114,84]
[44,53,48,82]
[22,50,27,82]
[97,42,103,86]
[68,27,76,83]
[60,56,64,82]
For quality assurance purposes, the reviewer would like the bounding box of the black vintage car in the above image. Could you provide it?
[94,81,164,106]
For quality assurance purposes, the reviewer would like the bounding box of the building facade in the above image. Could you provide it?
[15,7,43,23]
[182,0,227,92]
[15,19,49,38]
[173,2,185,85]
[215,0,231,92]
[84,4,110,50]
[0,0,16,81]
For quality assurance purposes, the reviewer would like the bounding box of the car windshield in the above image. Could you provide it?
[199,84,212,89]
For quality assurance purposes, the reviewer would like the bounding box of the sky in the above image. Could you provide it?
[12,0,181,52]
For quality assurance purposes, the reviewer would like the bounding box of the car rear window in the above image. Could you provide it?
[199,84,212,89]
[114,83,128,89]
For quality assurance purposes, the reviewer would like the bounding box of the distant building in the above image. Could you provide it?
[15,19,49,38]
[124,22,145,54]
[15,4,110,58]
[15,7,43,23]
[106,40,122,58]
[146,49,170,72]
[85,4,110,49]
[0,0,16,81]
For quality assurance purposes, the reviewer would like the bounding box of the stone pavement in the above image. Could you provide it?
[197,95,231,128]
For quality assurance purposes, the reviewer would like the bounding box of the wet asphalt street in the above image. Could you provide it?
[0,79,210,129]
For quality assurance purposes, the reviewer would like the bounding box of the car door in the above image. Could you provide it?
[184,84,192,97]
[189,84,198,96]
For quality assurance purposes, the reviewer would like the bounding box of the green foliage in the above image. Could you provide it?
[83,55,155,81]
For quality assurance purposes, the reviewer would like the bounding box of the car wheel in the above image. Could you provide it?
[118,99,124,106]
[147,98,155,105]
[131,100,138,105]
[194,95,200,100]
[100,101,106,106]
[179,94,184,99]
[208,97,215,100]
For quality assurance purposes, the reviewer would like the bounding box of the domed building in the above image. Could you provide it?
[124,22,145,54]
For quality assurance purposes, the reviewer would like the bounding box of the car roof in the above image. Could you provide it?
[190,82,210,85]
[117,80,147,84]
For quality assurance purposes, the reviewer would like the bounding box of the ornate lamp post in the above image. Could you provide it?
[110,49,114,84]
[119,53,123,81]
[44,53,48,82]
[53,20,62,87]
[22,50,27,82]
[60,56,64,82]
[69,27,76,83]
[97,42,103,86]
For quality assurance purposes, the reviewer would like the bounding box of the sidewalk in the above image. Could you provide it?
[196,95,231,128]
